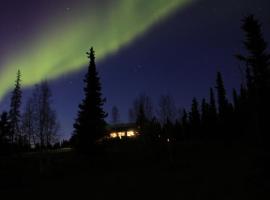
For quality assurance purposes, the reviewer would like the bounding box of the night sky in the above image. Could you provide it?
[0,0,269,139]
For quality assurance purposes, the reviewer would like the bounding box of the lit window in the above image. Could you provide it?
[127,130,135,137]
[110,132,117,138]
[118,132,125,138]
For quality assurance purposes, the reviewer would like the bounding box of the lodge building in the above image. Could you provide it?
[105,123,139,140]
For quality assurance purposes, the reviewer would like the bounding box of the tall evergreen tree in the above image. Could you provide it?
[237,15,270,144]
[216,72,236,143]
[189,98,200,140]
[135,99,160,143]
[9,70,22,144]
[215,72,229,118]
[237,15,270,90]
[205,88,218,141]
[236,16,270,190]
[73,47,107,152]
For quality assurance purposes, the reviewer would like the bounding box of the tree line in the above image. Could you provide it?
[102,15,270,153]
[125,15,269,149]
[0,71,60,154]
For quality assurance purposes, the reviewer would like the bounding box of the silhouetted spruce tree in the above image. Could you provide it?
[237,16,270,192]
[9,70,22,145]
[73,47,107,152]
[237,15,270,145]
[208,88,218,138]
[132,94,156,144]
[239,15,270,90]
[216,72,229,118]
[216,72,234,142]
[135,101,159,151]
[189,98,200,141]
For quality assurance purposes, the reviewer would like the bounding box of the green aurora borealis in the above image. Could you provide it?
[0,0,194,100]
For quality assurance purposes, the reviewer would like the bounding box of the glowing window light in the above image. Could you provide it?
[118,132,125,139]
[110,133,117,138]
[127,130,135,137]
